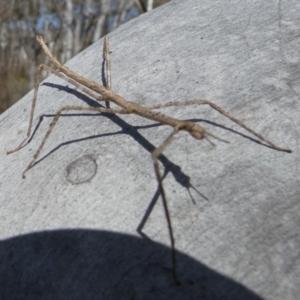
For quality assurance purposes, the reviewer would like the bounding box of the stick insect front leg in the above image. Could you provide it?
[145,100,292,153]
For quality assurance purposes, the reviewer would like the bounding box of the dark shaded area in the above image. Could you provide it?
[0,229,263,300]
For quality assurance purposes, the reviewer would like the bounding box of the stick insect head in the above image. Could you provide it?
[185,122,206,140]
[182,122,229,147]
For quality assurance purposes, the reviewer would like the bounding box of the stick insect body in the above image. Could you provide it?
[7,35,292,284]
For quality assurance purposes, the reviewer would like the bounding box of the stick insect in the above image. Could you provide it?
[7,35,292,284]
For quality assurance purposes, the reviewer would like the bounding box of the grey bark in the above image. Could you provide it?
[0,0,299,299]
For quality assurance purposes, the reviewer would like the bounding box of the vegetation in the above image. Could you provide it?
[0,0,170,114]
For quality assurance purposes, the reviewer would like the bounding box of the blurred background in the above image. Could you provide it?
[0,0,170,114]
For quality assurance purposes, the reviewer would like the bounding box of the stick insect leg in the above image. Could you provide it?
[6,64,46,154]
[22,105,129,179]
[7,64,109,155]
[152,127,181,285]
[101,36,113,106]
[103,36,111,91]
[145,100,291,153]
